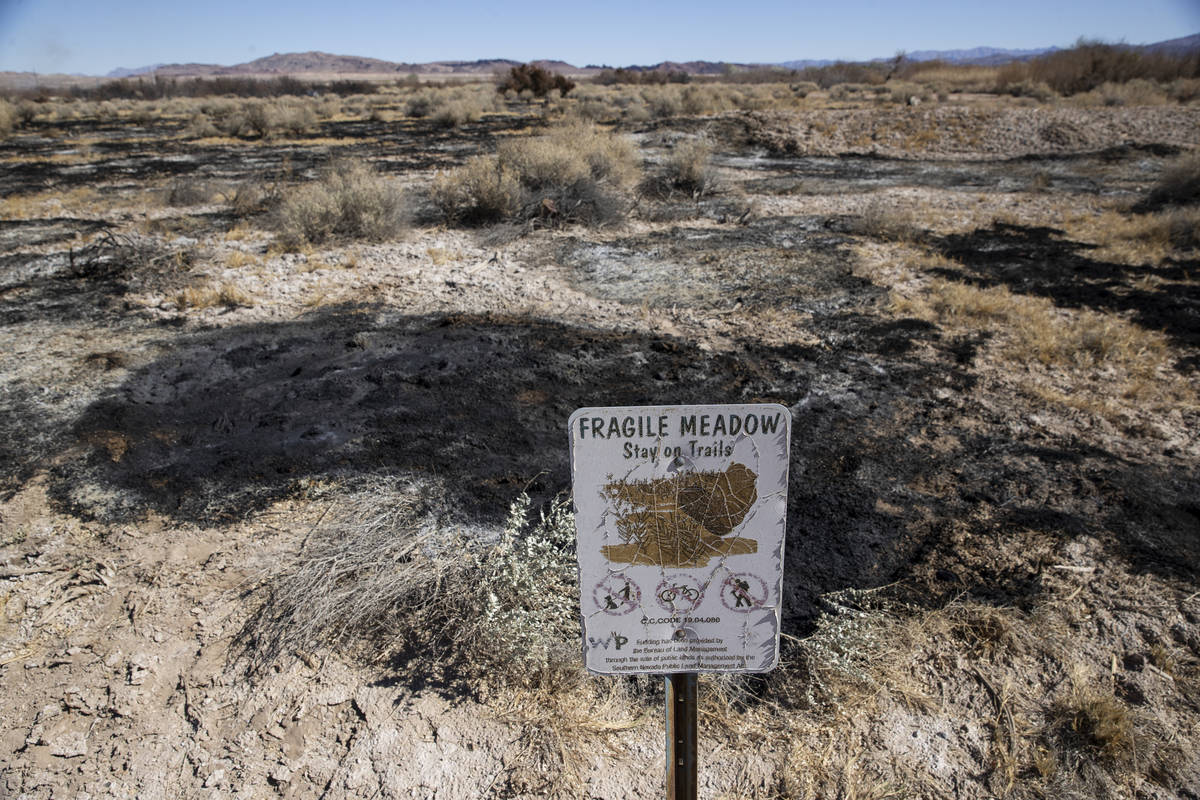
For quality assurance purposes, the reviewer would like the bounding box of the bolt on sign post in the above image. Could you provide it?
[569,404,791,799]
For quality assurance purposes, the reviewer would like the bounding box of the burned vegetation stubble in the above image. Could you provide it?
[1,86,1199,798]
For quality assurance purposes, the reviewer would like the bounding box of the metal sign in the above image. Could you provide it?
[569,404,790,674]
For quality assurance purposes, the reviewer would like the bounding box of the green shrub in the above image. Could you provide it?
[275,158,405,247]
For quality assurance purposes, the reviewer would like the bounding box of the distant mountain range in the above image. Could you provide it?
[105,33,1200,79]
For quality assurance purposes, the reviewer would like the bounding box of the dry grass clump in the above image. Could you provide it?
[851,198,924,242]
[161,177,222,207]
[652,137,718,198]
[1046,686,1136,768]
[207,98,317,139]
[430,155,523,223]
[1071,79,1170,107]
[1061,200,1200,265]
[223,179,280,219]
[402,86,499,125]
[1143,153,1200,209]
[174,282,254,310]
[491,678,647,795]
[431,98,484,128]
[432,122,639,226]
[274,158,405,248]
[1032,666,1166,797]
[241,478,580,686]
[0,98,16,136]
[901,277,1169,374]
[182,112,219,138]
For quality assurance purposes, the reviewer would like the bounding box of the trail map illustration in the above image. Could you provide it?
[570,404,790,675]
[601,462,758,567]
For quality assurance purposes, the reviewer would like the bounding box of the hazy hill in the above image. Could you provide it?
[105,33,1200,80]
[901,45,1060,64]
[1144,32,1200,56]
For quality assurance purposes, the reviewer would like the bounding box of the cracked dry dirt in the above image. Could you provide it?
[2,100,1199,798]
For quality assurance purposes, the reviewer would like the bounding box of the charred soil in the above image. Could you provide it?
[2,95,1199,799]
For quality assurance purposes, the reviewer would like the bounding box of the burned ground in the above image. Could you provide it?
[1,95,1199,799]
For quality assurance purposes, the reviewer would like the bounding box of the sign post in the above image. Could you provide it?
[666,672,698,799]
[569,404,791,797]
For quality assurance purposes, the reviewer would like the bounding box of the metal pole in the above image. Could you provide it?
[665,672,698,800]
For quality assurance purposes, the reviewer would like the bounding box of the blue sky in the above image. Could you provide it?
[1,0,1198,75]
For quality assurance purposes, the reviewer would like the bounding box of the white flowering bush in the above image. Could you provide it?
[476,492,579,674]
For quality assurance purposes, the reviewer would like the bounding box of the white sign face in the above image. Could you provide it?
[569,404,790,674]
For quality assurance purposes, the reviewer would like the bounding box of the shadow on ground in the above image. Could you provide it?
[37,300,1197,643]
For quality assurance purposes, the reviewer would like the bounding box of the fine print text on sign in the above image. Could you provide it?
[569,404,791,674]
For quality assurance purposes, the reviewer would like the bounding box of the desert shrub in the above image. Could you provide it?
[241,480,579,684]
[1142,153,1200,209]
[213,108,251,137]
[224,179,278,218]
[678,85,733,115]
[405,92,435,118]
[648,137,717,197]
[1073,79,1168,107]
[622,101,651,123]
[996,40,1200,96]
[1163,207,1200,248]
[573,97,614,121]
[275,158,405,247]
[69,75,375,101]
[15,100,39,126]
[499,64,575,98]
[1165,77,1200,103]
[851,198,922,241]
[162,177,220,206]
[997,78,1057,101]
[241,99,316,138]
[207,99,314,138]
[273,99,318,134]
[431,98,483,128]
[430,155,523,223]
[594,68,689,86]
[182,112,218,138]
[432,122,639,226]
[0,99,15,136]
[643,86,682,118]
[796,61,887,89]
